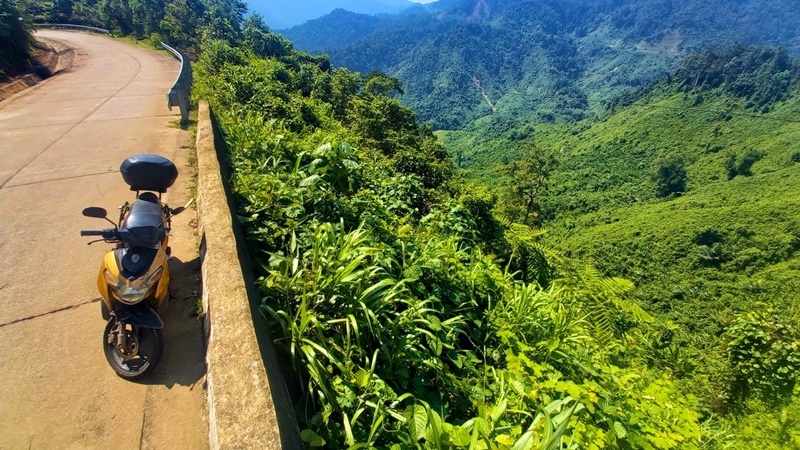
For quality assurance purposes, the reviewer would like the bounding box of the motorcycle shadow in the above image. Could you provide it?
[135,255,206,388]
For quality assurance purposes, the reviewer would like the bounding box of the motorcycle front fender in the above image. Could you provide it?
[114,303,164,329]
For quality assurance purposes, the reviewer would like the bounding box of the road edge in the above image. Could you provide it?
[0,36,74,104]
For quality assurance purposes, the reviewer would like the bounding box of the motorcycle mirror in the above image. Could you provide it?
[168,198,194,217]
[82,207,108,219]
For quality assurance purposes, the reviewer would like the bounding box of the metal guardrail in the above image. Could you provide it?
[36,23,110,34]
[161,42,192,125]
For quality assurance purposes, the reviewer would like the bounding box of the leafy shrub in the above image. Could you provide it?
[726,150,764,179]
[737,151,764,177]
[654,156,687,197]
[725,310,800,403]
[0,0,32,80]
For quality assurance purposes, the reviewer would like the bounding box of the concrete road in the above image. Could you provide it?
[0,31,208,449]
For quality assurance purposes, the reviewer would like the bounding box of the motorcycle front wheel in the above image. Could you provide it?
[103,319,163,379]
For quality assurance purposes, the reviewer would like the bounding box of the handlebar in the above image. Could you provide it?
[80,228,117,239]
[81,227,167,248]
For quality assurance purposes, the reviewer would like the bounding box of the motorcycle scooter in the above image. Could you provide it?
[81,154,187,379]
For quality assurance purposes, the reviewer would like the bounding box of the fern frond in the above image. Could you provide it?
[551,262,649,343]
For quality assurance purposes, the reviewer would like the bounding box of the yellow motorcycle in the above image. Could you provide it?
[81,154,186,379]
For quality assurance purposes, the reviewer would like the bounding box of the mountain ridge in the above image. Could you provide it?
[283,0,800,130]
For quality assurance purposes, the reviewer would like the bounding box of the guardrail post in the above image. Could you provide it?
[161,42,192,125]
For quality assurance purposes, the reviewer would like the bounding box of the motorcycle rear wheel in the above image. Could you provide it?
[103,319,163,379]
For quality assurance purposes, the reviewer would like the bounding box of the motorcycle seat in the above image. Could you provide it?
[137,192,160,204]
[125,199,164,229]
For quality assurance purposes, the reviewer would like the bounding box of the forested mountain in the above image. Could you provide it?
[247,0,420,29]
[284,0,800,130]
[436,45,800,446]
[444,43,800,298]
[278,9,404,52]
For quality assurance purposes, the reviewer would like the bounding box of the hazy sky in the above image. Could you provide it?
[409,0,438,3]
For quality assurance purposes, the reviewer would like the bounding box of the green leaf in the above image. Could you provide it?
[490,399,508,423]
[543,403,579,450]
[511,428,533,450]
[299,174,321,187]
[425,407,444,447]
[449,426,472,446]
[404,404,428,442]
[300,429,326,447]
[343,412,355,446]
[355,369,370,389]
[613,421,627,439]
[342,159,361,170]
[496,434,515,446]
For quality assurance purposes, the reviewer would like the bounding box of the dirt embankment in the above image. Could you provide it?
[0,37,74,102]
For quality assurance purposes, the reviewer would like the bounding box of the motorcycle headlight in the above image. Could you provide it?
[105,267,163,305]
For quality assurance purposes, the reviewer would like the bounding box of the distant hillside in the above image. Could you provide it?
[441,45,800,338]
[285,0,800,130]
[247,0,419,29]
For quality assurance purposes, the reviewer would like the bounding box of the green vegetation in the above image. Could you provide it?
[0,0,33,80]
[285,0,800,134]
[26,0,248,51]
[440,44,800,447]
[653,156,686,198]
[24,0,800,445]
[190,18,800,447]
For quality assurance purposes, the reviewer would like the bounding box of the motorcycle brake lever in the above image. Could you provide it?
[86,239,106,245]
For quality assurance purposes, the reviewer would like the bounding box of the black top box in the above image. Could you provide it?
[120,154,178,193]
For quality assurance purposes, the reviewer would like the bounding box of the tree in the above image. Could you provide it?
[51,0,73,22]
[0,0,32,79]
[725,150,763,180]
[241,13,292,59]
[654,156,687,197]
[497,142,559,226]
[25,0,55,22]
[129,0,165,37]
[159,0,204,49]
[202,0,246,45]
[725,310,800,403]
[363,70,403,96]
[329,67,362,121]
[70,0,102,27]
[98,0,134,35]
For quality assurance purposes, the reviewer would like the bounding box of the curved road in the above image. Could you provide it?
[0,31,207,449]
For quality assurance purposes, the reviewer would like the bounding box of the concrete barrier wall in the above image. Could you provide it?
[195,101,301,449]
[35,37,75,75]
